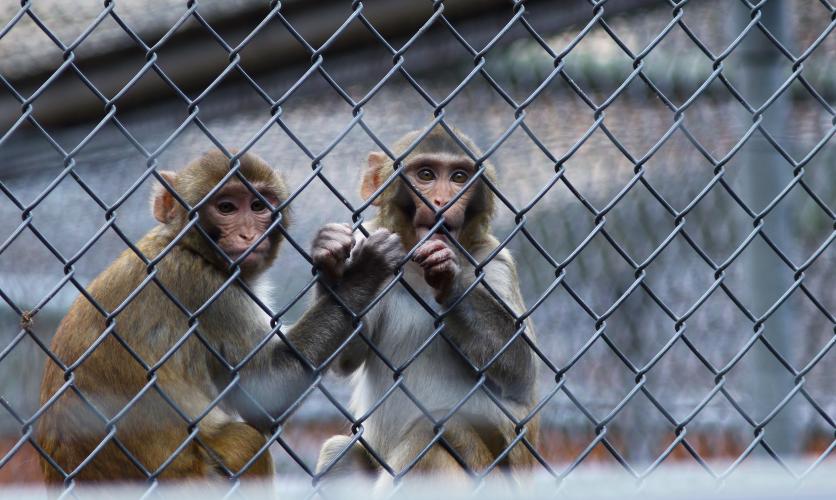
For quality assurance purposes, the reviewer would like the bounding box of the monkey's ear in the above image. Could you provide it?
[361,152,387,206]
[152,171,179,224]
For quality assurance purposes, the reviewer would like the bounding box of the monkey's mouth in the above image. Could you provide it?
[417,224,460,243]
[226,248,267,265]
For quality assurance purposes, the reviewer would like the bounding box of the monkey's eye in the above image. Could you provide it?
[251,200,268,212]
[416,168,435,181]
[217,201,237,214]
[451,171,469,183]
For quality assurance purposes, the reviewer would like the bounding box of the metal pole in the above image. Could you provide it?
[737,2,799,457]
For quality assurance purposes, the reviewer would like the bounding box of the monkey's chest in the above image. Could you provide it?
[353,267,487,447]
[371,263,455,365]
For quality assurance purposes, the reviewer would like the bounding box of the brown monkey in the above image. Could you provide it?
[316,127,538,486]
[35,150,403,483]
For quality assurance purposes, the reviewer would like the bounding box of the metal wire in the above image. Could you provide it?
[0,0,833,496]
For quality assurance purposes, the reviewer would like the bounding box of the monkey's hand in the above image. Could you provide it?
[414,240,460,303]
[311,223,355,284]
[341,228,404,307]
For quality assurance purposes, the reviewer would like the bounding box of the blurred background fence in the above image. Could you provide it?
[0,0,833,492]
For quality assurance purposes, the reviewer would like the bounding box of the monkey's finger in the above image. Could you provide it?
[314,230,354,250]
[311,248,340,268]
[315,224,342,241]
[323,238,353,256]
[318,226,354,242]
[312,225,353,255]
[316,237,350,253]
[417,247,455,268]
[337,225,357,250]
[426,261,459,282]
[422,239,448,253]
[413,240,447,264]
[325,233,355,253]
[313,238,353,265]
[336,222,356,247]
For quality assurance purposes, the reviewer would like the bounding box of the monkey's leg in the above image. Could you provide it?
[386,414,510,476]
[374,419,510,494]
[370,428,468,494]
[316,435,377,478]
[388,423,473,475]
[200,422,274,478]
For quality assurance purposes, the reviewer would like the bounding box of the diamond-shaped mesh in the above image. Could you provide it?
[0,0,833,496]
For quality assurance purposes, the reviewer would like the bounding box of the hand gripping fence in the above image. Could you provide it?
[0,0,833,496]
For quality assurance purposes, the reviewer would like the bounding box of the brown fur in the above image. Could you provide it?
[36,150,405,484]
[38,151,286,483]
[361,126,496,250]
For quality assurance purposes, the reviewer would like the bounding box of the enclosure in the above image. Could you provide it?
[0,0,834,497]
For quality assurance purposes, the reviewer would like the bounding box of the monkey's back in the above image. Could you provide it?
[35,229,259,482]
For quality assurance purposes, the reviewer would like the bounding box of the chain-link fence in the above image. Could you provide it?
[0,0,834,496]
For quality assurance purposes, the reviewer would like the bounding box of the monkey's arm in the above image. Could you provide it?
[441,249,536,403]
[232,230,402,432]
[312,282,373,377]
[309,223,372,376]
[331,330,371,376]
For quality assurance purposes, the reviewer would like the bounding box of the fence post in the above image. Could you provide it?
[736,2,800,457]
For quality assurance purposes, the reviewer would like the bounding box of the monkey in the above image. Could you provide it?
[315,126,539,487]
[35,150,404,484]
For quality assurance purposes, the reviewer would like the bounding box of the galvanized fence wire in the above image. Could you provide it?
[0,0,833,496]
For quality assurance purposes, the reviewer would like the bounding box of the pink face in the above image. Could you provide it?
[200,181,279,270]
[405,153,476,243]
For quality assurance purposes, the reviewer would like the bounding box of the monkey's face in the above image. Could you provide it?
[200,180,280,273]
[402,153,476,244]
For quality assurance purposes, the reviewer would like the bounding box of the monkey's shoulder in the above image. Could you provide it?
[468,238,518,271]
[65,229,238,329]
